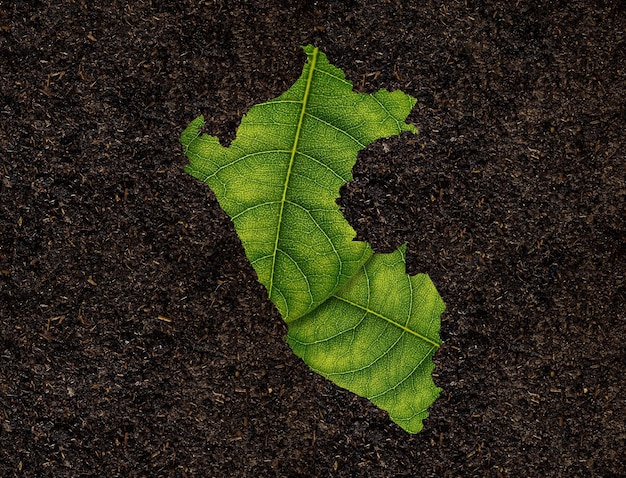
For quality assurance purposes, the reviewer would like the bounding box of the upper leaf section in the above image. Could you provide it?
[182,45,418,322]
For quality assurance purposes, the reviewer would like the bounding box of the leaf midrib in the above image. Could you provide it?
[332,295,441,349]
[268,47,319,305]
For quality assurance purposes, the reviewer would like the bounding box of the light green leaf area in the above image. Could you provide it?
[287,245,444,433]
[182,45,445,433]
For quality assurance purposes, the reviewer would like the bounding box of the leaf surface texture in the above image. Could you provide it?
[182,45,444,433]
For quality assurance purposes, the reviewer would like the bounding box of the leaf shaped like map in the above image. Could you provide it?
[182,45,445,433]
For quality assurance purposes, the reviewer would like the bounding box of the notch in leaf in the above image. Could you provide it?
[182,45,445,433]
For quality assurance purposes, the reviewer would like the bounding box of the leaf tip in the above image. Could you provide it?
[181,115,205,149]
[301,43,319,56]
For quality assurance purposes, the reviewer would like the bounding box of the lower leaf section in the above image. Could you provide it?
[286,245,444,434]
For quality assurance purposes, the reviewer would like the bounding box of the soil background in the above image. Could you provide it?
[1,1,625,477]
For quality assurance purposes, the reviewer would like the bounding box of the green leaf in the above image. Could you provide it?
[182,45,445,433]
[287,245,444,433]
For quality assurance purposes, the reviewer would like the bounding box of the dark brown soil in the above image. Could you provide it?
[1,1,625,476]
